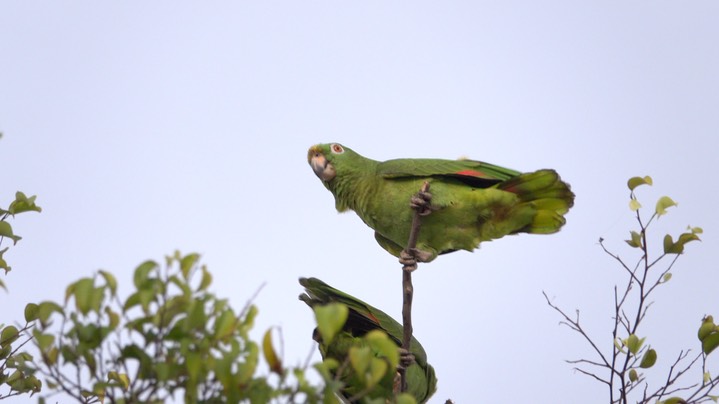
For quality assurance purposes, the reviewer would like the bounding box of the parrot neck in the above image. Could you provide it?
[329,160,378,214]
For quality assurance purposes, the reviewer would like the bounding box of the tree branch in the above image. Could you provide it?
[399,181,431,393]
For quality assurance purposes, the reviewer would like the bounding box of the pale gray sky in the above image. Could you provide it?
[2,2,718,403]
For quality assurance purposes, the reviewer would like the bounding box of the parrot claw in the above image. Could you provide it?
[409,190,433,216]
[399,249,418,271]
[398,348,416,371]
[400,248,433,271]
[393,348,416,394]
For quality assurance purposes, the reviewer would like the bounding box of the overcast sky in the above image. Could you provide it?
[2,2,718,403]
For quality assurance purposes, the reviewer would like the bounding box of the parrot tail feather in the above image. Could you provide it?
[499,169,575,234]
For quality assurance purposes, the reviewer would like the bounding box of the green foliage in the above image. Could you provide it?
[26,252,332,403]
[0,191,42,289]
[1,192,42,400]
[312,312,417,404]
[314,303,349,345]
[547,176,716,404]
[0,186,409,403]
[0,320,41,400]
[698,316,719,356]
[300,277,435,403]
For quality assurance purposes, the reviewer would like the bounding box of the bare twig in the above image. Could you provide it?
[399,181,431,393]
[543,291,612,370]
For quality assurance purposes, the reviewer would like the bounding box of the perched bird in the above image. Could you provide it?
[299,277,437,403]
[308,143,574,262]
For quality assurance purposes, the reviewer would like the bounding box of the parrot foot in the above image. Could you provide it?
[399,249,417,271]
[410,189,433,216]
[399,248,433,271]
[393,348,417,394]
[398,348,416,371]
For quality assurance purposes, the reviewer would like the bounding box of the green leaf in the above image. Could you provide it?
[655,196,677,216]
[702,332,719,355]
[262,328,283,376]
[662,398,688,404]
[98,270,117,296]
[629,199,642,212]
[133,260,158,289]
[107,371,130,390]
[169,274,191,297]
[186,301,207,331]
[60,345,78,363]
[349,345,372,375]
[314,303,348,344]
[46,346,59,365]
[626,334,644,355]
[313,358,339,381]
[365,329,399,371]
[0,343,11,359]
[123,292,141,312]
[664,231,700,255]
[663,235,681,254]
[699,316,715,341]
[84,351,97,374]
[180,253,200,280]
[625,231,642,248]
[7,192,42,214]
[639,348,657,368]
[25,303,39,322]
[367,357,389,387]
[214,309,237,340]
[198,265,212,291]
[628,176,653,191]
[32,330,55,352]
[237,341,259,384]
[0,221,21,244]
[105,307,120,330]
[662,273,672,283]
[1,325,19,347]
[186,351,202,383]
[120,345,152,378]
[72,278,95,315]
[241,304,258,332]
[37,301,64,325]
[156,362,171,381]
[5,369,22,385]
[676,231,701,246]
[395,394,418,404]
[629,368,638,382]
[0,247,10,274]
[614,338,626,353]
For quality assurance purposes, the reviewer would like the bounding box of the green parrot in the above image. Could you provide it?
[299,277,437,403]
[308,143,574,262]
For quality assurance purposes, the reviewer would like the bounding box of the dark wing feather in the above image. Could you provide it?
[377,158,520,188]
[299,277,429,364]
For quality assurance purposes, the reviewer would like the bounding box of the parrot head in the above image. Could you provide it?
[308,143,356,182]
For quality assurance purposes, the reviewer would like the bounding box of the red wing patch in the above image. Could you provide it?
[365,311,380,325]
[455,169,492,179]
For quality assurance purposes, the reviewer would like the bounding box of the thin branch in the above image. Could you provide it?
[600,239,642,284]
[543,292,612,369]
[566,357,611,370]
[399,181,430,393]
[573,366,612,386]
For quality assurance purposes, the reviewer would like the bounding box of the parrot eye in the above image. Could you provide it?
[330,144,344,154]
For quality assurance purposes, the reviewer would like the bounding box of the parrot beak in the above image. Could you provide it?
[310,151,336,181]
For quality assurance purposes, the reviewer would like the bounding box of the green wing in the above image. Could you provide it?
[378,157,521,187]
[299,277,437,403]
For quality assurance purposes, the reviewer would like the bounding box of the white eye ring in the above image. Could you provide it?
[330,143,344,154]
